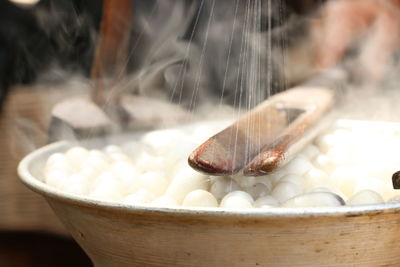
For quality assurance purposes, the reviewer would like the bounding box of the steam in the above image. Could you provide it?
[6,0,400,160]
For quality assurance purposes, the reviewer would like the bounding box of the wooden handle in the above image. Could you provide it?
[188,87,335,176]
[91,0,133,106]
[244,87,334,175]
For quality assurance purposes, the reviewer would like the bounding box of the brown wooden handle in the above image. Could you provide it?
[91,0,133,106]
[188,87,335,176]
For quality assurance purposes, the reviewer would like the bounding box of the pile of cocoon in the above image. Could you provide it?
[42,120,400,209]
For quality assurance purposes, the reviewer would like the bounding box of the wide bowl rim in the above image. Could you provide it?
[17,138,400,219]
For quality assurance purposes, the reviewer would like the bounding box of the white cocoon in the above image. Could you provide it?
[313,155,334,172]
[108,153,130,162]
[329,166,365,197]
[135,152,166,172]
[110,161,141,191]
[65,146,89,170]
[220,191,254,209]
[165,166,209,203]
[45,170,70,188]
[299,144,320,160]
[45,154,73,176]
[103,145,122,154]
[46,153,68,168]
[246,183,270,199]
[123,189,153,204]
[210,177,241,200]
[182,189,218,207]
[141,129,184,155]
[353,177,388,197]
[283,157,313,176]
[347,190,384,205]
[279,174,304,186]
[60,173,90,195]
[271,181,303,203]
[82,150,110,173]
[89,172,123,200]
[303,169,329,191]
[282,192,344,208]
[138,171,169,197]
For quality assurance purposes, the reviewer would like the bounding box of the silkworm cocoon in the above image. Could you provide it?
[347,190,384,205]
[65,146,89,170]
[282,192,344,208]
[271,181,303,203]
[110,161,141,192]
[299,144,320,160]
[182,189,218,207]
[283,157,313,176]
[220,191,254,209]
[165,166,209,203]
[138,171,169,197]
[210,177,241,200]
[246,183,271,199]
[89,172,123,201]
[123,189,153,204]
[60,173,90,196]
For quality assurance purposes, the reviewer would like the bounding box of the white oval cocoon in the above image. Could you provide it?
[313,154,334,172]
[222,190,254,203]
[210,177,241,200]
[220,191,254,209]
[82,150,110,173]
[283,157,313,176]
[65,146,89,170]
[329,166,368,197]
[246,183,270,199]
[182,189,218,207]
[239,176,257,189]
[310,184,346,200]
[271,181,302,203]
[44,170,69,188]
[315,133,336,153]
[254,177,273,192]
[108,153,130,162]
[138,171,169,197]
[89,172,123,200]
[60,173,90,195]
[299,144,320,160]
[45,154,73,175]
[141,129,184,155]
[353,177,388,197]
[266,170,287,185]
[282,192,344,208]
[123,189,153,204]
[347,190,384,205]
[110,161,141,191]
[165,166,209,203]
[303,169,329,191]
[104,145,122,154]
[279,174,304,186]
[78,167,100,182]
[46,153,68,168]
[135,152,166,172]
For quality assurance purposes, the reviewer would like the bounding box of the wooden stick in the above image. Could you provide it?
[188,87,334,176]
[91,0,133,106]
